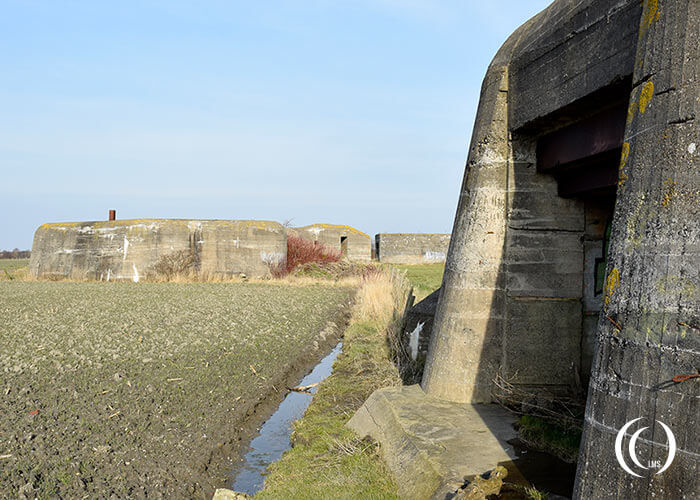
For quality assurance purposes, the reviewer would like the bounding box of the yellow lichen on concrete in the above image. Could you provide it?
[40,221,86,229]
[661,178,677,207]
[303,224,370,238]
[604,268,620,306]
[41,219,282,232]
[380,233,450,237]
[618,142,630,187]
[627,101,637,124]
[640,0,659,34]
[620,142,630,168]
[639,81,654,114]
[624,193,654,249]
[656,276,695,296]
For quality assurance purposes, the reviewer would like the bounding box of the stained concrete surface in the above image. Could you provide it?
[575,0,699,497]
[348,384,519,499]
[30,219,286,280]
[375,233,451,264]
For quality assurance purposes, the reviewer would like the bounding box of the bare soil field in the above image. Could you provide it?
[0,281,354,498]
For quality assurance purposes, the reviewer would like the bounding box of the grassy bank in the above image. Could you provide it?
[256,270,410,499]
[391,263,444,300]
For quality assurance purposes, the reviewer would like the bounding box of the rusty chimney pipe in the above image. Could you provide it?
[109,209,116,221]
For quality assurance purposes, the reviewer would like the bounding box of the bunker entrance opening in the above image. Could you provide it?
[340,236,348,257]
[522,101,625,389]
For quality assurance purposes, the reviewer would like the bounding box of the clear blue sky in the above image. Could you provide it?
[1,1,551,250]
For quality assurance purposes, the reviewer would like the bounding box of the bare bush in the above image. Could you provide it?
[492,371,585,428]
[152,250,195,280]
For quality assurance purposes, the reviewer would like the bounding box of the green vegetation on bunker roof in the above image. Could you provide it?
[0,280,354,498]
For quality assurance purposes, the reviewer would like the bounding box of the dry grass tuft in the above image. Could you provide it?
[354,268,409,326]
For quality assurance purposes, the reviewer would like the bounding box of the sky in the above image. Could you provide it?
[0,0,552,250]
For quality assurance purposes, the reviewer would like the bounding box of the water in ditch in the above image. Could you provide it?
[231,342,342,495]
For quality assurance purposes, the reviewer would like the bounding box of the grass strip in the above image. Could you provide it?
[391,263,444,300]
[256,271,410,499]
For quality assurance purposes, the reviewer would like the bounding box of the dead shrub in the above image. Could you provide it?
[152,250,196,280]
[492,371,585,428]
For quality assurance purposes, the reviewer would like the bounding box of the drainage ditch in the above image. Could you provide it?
[230,342,342,495]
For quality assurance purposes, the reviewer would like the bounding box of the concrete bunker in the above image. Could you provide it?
[374,233,451,264]
[289,224,371,261]
[29,219,287,280]
[351,1,698,498]
[402,90,626,401]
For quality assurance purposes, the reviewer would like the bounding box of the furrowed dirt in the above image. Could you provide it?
[0,281,354,498]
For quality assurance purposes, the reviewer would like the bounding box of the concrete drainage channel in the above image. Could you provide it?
[227,342,343,496]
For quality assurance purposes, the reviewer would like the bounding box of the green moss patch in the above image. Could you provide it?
[516,415,582,463]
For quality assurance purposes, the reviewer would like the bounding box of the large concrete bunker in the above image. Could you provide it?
[30,219,287,280]
[351,0,698,498]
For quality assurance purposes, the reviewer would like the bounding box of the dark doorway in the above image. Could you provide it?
[340,236,348,257]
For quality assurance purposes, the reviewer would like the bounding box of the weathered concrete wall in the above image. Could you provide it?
[509,0,641,132]
[421,34,512,403]
[503,136,585,391]
[290,224,371,262]
[422,0,645,404]
[576,1,699,497]
[29,219,286,280]
[353,1,697,498]
[375,233,450,264]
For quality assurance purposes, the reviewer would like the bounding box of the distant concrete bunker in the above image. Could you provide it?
[29,219,286,280]
[375,233,450,264]
[289,224,371,261]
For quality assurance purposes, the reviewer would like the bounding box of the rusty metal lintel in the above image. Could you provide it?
[536,104,627,173]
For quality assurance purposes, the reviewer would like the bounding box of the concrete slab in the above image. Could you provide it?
[347,384,518,499]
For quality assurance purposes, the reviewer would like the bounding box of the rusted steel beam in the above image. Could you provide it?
[536,104,627,173]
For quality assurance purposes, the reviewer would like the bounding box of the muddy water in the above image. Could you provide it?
[231,342,342,495]
[500,438,577,498]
